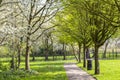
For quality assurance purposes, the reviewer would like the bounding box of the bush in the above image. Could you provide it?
[0,69,39,80]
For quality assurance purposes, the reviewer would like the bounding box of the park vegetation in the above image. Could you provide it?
[0,0,120,80]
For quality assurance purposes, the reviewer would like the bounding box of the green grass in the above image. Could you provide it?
[0,57,76,80]
[22,61,68,80]
[2,56,120,80]
[77,60,120,80]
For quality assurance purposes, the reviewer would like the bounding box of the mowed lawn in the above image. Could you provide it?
[77,60,120,80]
[23,61,67,80]
[0,57,73,80]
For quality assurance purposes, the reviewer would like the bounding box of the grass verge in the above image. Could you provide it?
[77,60,120,80]
[0,60,72,80]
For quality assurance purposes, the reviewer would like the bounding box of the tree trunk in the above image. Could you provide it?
[103,46,107,58]
[63,43,66,60]
[52,47,54,60]
[86,48,90,59]
[94,44,100,74]
[78,43,81,63]
[17,49,21,69]
[17,37,23,68]
[63,52,66,60]
[83,43,86,68]
[71,44,78,61]
[10,55,15,70]
[115,48,118,58]
[31,49,35,61]
[25,36,30,70]
[32,52,35,61]
[53,54,55,61]
[103,41,109,58]
[112,49,114,58]
[45,50,49,61]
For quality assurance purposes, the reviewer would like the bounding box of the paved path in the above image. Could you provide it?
[64,63,96,80]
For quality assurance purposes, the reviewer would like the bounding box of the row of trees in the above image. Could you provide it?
[54,0,120,74]
[1,0,120,75]
[0,0,60,71]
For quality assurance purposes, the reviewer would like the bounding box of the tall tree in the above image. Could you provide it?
[56,0,92,66]
[83,0,118,74]
[16,0,59,70]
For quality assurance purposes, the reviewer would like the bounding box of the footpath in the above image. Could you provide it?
[64,63,96,80]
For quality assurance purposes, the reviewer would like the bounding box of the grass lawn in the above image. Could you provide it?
[0,57,75,80]
[2,56,120,80]
[77,60,120,80]
[23,61,68,80]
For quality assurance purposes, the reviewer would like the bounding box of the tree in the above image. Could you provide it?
[56,0,92,66]
[16,0,59,70]
[83,0,118,74]
[59,0,118,74]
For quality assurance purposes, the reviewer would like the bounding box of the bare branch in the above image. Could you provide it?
[17,2,29,22]
[32,25,56,42]
[31,1,56,34]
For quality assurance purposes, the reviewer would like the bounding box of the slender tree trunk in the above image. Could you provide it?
[63,54,66,60]
[78,43,81,63]
[52,48,54,61]
[15,55,18,70]
[63,43,66,60]
[94,44,100,74]
[45,47,49,61]
[31,49,35,61]
[115,48,118,58]
[63,52,66,60]
[103,46,107,58]
[45,50,49,61]
[17,37,23,68]
[53,53,55,61]
[71,44,78,61]
[112,49,114,58]
[45,55,48,61]
[55,52,57,60]
[103,41,109,58]
[115,40,118,58]
[32,52,35,61]
[10,55,15,70]
[83,43,86,68]
[86,48,90,59]
[17,49,21,69]
[45,36,49,61]
[25,36,30,70]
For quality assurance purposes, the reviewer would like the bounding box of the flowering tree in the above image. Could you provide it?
[15,0,59,70]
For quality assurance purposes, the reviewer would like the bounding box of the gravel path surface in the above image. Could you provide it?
[64,63,96,80]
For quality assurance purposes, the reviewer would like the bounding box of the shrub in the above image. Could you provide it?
[0,69,39,80]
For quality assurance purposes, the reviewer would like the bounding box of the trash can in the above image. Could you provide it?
[87,59,92,70]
